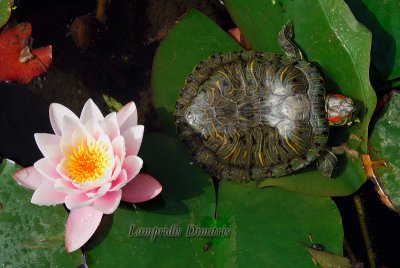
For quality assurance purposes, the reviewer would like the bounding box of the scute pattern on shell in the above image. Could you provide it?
[175,51,328,181]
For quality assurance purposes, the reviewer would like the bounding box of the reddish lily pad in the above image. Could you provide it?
[0,23,52,84]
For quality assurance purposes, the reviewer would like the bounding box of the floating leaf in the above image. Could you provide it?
[345,0,400,80]
[0,23,52,84]
[152,2,376,196]
[152,9,241,135]
[303,245,351,268]
[85,133,216,267]
[224,0,376,195]
[214,181,344,267]
[0,159,82,267]
[86,133,344,267]
[0,0,13,29]
[369,91,400,212]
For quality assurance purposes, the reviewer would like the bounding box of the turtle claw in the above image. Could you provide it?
[361,154,387,180]
[349,134,362,142]
[331,135,362,161]
[332,143,359,160]
[361,154,394,210]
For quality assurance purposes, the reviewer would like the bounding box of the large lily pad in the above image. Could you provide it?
[0,159,82,267]
[0,0,13,29]
[215,181,345,267]
[369,91,400,211]
[151,9,242,135]
[345,0,400,80]
[225,0,376,195]
[86,133,345,267]
[86,133,216,267]
[152,2,376,196]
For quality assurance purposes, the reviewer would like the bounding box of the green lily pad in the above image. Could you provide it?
[0,159,82,267]
[224,0,376,195]
[369,91,400,212]
[152,2,376,196]
[345,0,400,80]
[303,245,351,268]
[151,9,242,135]
[86,133,217,267]
[214,181,345,267]
[0,0,13,29]
[86,133,345,267]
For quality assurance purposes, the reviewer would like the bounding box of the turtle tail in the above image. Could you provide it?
[278,21,303,62]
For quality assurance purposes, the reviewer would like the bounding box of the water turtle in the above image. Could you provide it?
[174,22,357,181]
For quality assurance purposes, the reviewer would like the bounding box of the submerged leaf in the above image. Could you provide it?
[369,91,400,212]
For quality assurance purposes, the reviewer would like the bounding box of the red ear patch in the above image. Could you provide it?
[328,116,342,122]
[332,94,345,99]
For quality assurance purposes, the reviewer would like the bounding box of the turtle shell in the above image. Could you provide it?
[174,51,328,181]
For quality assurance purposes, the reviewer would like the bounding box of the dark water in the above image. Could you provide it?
[1,1,399,267]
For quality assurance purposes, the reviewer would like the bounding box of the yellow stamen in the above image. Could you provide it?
[64,140,110,184]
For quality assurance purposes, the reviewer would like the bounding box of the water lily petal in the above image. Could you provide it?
[61,116,85,137]
[101,112,120,141]
[31,180,66,205]
[122,155,143,182]
[96,133,113,156]
[56,159,73,182]
[86,183,112,198]
[85,119,104,140]
[12,166,43,190]
[65,193,94,210]
[80,99,104,124]
[112,135,125,161]
[121,173,162,203]
[60,128,94,157]
[93,190,122,214]
[117,101,138,132]
[54,178,86,194]
[65,206,103,252]
[34,133,62,165]
[49,103,79,136]
[110,169,127,191]
[121,125,144,156]
[34,158,59,181]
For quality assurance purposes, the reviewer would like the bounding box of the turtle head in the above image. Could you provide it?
[326,94,358,126]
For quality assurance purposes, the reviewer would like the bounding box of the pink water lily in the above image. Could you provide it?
[12,99,162,252]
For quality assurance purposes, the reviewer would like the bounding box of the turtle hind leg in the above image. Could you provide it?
[316,148,337,178]
[278,21,303,62]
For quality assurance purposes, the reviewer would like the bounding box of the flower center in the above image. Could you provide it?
[64,140,110,184]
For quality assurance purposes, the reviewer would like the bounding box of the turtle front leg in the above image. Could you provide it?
[316,148,337,177]
[278,21,303,62]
